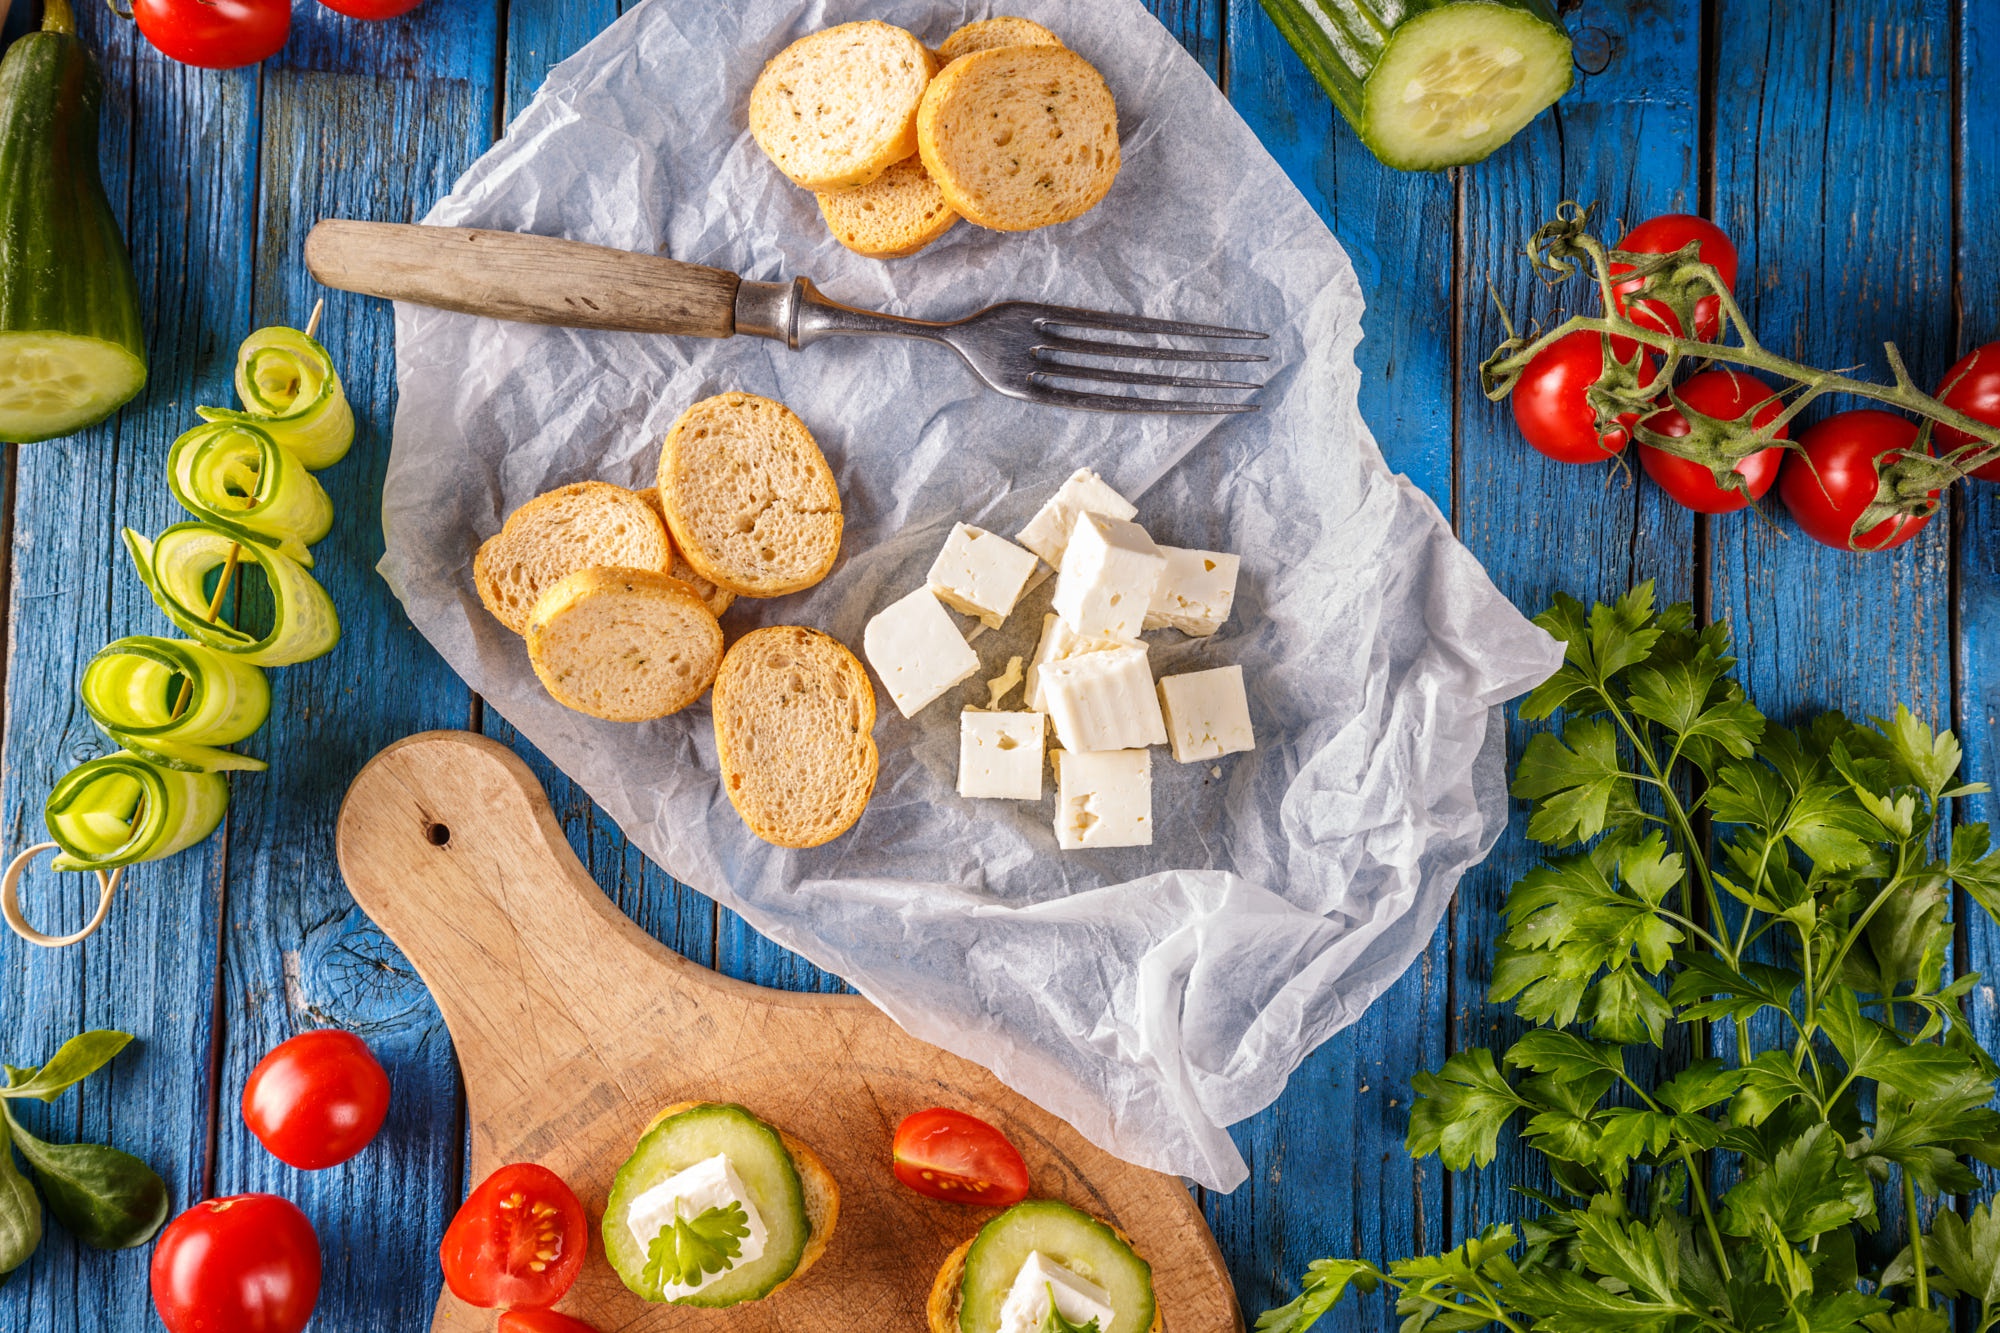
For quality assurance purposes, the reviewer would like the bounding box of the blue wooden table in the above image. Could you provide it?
[2,1,1995,1328]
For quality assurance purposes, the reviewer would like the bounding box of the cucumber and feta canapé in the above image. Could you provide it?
[602,1102,838,1307]
[929,1200,1157,1333]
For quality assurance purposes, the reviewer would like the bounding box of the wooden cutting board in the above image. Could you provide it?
[335,731,1244,1333]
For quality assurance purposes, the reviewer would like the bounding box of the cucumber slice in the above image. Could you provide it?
[197,326,355,471]
[958,1200,1155,1333]
[602,1104,809,1307]
[1258,0,1573,171]
[0,333,146,444]
[44,752,229,871]
[166,419,333,565]
[123,524,342,668]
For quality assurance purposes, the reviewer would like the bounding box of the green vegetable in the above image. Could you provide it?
[0,0,146,443]
[198,325,354,470]
[0,1032,168,1281]
[957,1200,1153,1333]
[643,1203,750,1292]
[44,751,229,870]
[1040,1288,1103,1333]
[166,419,333,564]
[81,636,270,773]
[124,523,341,667]
[1255,0,1571,171]
[1260,584,2000,1333]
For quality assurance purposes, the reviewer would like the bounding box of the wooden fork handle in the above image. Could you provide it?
[303,220,742,339]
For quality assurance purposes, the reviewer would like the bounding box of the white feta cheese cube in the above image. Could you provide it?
[1041,645,1167,753]
[996,1252,1119,1333]
[959,710,1047,800]
[1158,665,1256,764]
[1053,514,1166,641]
[1024,612,1136,712]
[1144,547,1240,636]
[623,1153,768,1301]
[1015,469,1139,568]
[864,587,980,719]
[927,523,1041,629]
[1054,749,1152,851]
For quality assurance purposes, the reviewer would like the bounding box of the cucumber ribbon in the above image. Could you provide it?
[80,637,271,773]
[196,326,354,470]
[166,419,332,564]
[123,524,340,668]
[44,754,229,872]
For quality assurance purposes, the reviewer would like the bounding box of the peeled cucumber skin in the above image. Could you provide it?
[1257,0,1574,172]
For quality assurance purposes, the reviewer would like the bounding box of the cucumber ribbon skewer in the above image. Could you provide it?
[196,326,354,471]
[81,636,272,773]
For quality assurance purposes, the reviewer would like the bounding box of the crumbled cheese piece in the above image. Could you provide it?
[996,1251,1119,1333]
[979,655,1026,711]
[1144,547,1240,637]
[959,710,1047,800]
[1158,665,1256,764]
[624,1154,768,1301]
[1053,514,1166,641]
[1041,644,1167,753]
[927,523,1041,629]
[1015,469,1139,568]
[1054,748,1152,851]
[863,587,980,719]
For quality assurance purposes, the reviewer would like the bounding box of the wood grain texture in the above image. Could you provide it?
[337,731,1242,1333]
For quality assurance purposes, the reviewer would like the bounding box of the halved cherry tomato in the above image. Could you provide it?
[131,0,290,69]
[1636,369,1788,514]
[1609,213,1739,350]
[499,1312,601,1333]
[1778,410,1937,552]
[242,1029,392,1170]
[1511,331,1659,464]
[315,0,428,16]
[440,1163,588,1310]
[892,1108,1030,1207]
[1934,343,2000,481]
[151,1194,321,1333]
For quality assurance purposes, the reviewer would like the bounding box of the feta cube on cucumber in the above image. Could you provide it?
[1258,0,1573,171]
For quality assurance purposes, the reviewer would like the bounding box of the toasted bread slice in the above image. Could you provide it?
[926,1224,1162,1333]
[937,17,1063,62]
[525,567,723,722]
[816,157,959,259]
[635,486,737,617]
[918,45,1121,232]
[750,21,939,191]
[649,1100,840,1292]
[712,626,877,848]
[474,481,672,635]
[658,393,843,599]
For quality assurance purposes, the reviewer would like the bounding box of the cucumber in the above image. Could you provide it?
[166,419,334,565]
[0,0,146,443]
[44,752,229,871]
[80,637,271,774]
[124,524,342,667]
[958,1200,1155,1333]
[197,326,355,471]
[1258,0,1573,171]
[602,1104,810,1307]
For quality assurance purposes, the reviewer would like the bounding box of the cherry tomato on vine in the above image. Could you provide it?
[500,1312,603,1333]
[1510,331,1659,464]
[892,1108,1031,1207]
[1778,410,1937,552]
[131,0,291,69]
[1609,213,1739,352]
[1934,343,2000,482]
[150,1195,322,1333]
[1636,370,1788,514]
[242,1029,392,1170]
[315,0,429,16]
[440,1163,588,1310]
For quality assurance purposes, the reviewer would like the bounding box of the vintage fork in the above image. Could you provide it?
[305,221,1269,415]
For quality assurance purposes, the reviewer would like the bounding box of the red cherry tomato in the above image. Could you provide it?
[440,1163,588,1310]
[242,1029,392,1170]
[151,1194,322,1333]
[315,0,428,16]
[500,1312,602,1333]
[1510,331,1659,464]
[1609,213,1740,350]
[1935,343,2000,482]
[891,1108,1031,1207]
[1636,369,1788,514]
[1778,410,1937,552]
[131,0,290,69]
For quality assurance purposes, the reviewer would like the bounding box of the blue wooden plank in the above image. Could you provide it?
[506,0,624,121]
[0,6,254,1327]
[200,9,498,1333]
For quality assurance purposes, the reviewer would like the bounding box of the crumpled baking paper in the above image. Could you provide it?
[379,0,1564,1191]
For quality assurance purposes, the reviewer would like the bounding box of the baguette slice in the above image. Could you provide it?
[937,16,1063,62]
[658,393,843,599]
[750,21,939,191]
[918,45,1121,232]
[526,567,723,722]
[635,486,736,617]
[648,1101,839,1294]
[816,157,959,259]
[474,481,672,635]
[712,626,877,848]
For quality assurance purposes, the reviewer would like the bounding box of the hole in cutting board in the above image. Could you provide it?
[424,822,452,847]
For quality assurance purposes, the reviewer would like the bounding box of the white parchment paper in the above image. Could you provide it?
[379,0,1564,1190]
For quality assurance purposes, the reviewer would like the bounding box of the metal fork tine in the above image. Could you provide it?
[1029,385,1262,415]
[1031,306,1269,341]
[1036,335,1269,365]
[1032,363,1263,392]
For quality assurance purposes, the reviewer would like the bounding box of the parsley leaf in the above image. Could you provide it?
[1406,1050,1524,1171]
[1511,717,1643,846]
[643,1202,749,1294]
[1254,1259,1380,1333]
[1038,1284,1103,1333]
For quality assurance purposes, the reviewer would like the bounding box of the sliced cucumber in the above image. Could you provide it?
[44,752,229,871]
[959,1201,1155,1333]
[197,326,355,471]
[80,637,271,774]
[123,524,341,668]
[602,1104,809,1307]
[0,332,146,444]
[1258,0,1573,171]
[166,419,333,565]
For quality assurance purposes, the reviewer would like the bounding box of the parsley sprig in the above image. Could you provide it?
[1040,1283,1104,1333]
[1261,585,2000,1333]
[643,1201,750,1294]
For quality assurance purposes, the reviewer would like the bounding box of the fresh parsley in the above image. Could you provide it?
[643,1201,750,1293]
[1260,585,2000,1333]
[1039,1283,1104,1333]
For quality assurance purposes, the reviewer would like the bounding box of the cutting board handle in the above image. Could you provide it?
[305,220,743,338]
